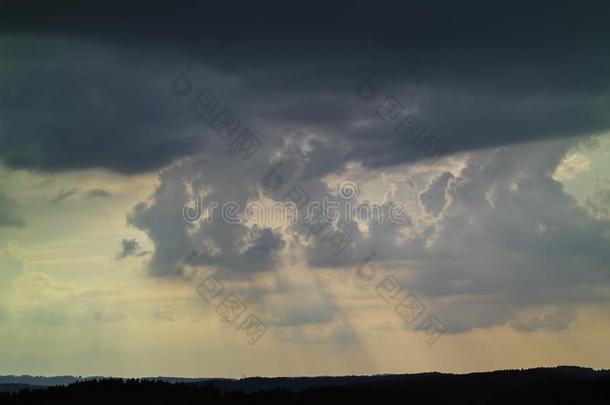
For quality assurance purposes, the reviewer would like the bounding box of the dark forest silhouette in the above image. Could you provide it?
[1,367,609,404]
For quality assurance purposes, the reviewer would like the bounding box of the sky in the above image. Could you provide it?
[1,0,610,377]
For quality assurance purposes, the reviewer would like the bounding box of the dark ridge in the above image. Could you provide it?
[0,384,42,393]
[1,366,610,404]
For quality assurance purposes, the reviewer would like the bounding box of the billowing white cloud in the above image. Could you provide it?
[553,153,592,181]
[125,131,610,334]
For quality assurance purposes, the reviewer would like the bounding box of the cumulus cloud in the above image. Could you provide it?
[553,153,592,181]
[584,178,610,219]
[127,157,285,277]
[121,130,610,334]
[262,138,609,333]
[402,141,609,332]
[418,172,454,217]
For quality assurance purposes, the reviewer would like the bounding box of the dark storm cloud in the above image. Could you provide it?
[1,1,610,175]
[0,36,203,174]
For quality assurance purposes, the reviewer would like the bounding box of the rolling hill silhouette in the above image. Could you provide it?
[1,366,609,404]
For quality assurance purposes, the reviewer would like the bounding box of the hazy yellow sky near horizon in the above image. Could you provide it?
[1,134,609,378]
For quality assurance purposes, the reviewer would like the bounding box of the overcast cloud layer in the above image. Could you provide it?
[2,1,610,174]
